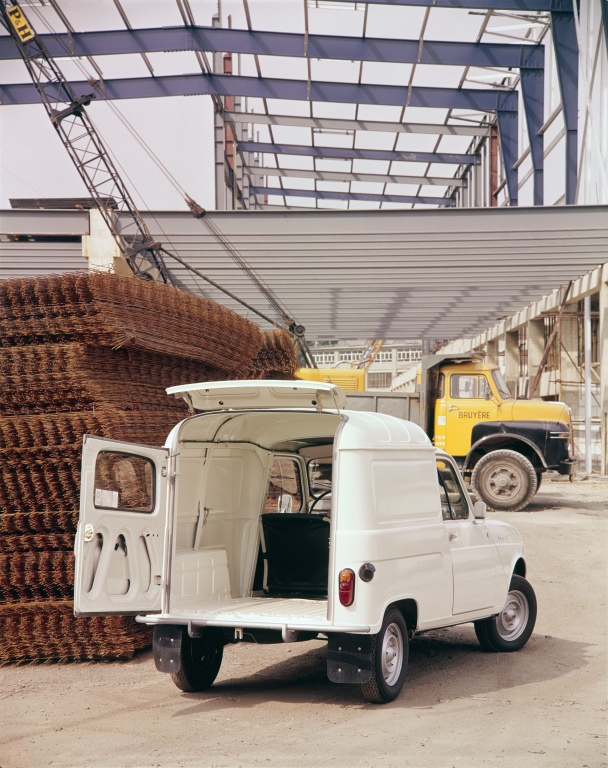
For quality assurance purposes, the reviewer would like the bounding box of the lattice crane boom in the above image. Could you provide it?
[0,1,173,284]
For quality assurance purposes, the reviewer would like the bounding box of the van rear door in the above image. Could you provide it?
[74,436,170,616]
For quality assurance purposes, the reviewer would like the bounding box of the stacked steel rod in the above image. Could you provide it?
[0,272,297,664]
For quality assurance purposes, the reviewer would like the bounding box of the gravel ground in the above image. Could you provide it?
[1,477,606,768]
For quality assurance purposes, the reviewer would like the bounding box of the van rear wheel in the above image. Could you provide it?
[171,629,224,692]
[361,609,408,704]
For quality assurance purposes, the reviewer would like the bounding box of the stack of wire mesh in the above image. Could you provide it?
[0,272,297,664]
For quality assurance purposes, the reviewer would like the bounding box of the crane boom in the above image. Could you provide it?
[0,1,173,284]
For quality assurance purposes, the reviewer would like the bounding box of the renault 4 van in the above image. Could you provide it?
[74,381,536,703]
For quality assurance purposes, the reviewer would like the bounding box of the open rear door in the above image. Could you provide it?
[74,436,170,616]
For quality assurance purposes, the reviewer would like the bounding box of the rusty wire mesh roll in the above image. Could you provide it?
[0,601,153,663]
[0,273,263,373]
[245,329,299,380]
[0,510,79,535]
[0,533,74,553]
[0,410,184,450]
[0,344,226,415]
[0,550,74,602]
[0,450,81,512]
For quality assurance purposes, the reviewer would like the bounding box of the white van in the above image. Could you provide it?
[74,381,536,703]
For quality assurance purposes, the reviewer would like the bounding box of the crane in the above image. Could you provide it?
[0,1,172,284]
[1,1,318,367]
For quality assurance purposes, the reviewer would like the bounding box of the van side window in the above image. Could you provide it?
[436,460,468,520]
[264,457,303,513]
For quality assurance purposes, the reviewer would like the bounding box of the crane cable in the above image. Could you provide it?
[14,0,313,352]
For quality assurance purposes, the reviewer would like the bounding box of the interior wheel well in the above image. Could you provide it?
[513,558,526,578]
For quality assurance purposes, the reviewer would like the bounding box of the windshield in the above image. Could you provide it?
[492,369,512,400]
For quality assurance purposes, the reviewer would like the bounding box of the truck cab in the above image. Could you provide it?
[74,380,537,703]
[421,354,574,512]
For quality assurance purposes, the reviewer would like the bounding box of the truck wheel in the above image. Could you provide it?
[361,609,408,704]
[171,629,224,692]
[471,450,537,512]
[474,575,537,652]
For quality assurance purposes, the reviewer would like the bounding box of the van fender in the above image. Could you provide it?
[463,433,547,472]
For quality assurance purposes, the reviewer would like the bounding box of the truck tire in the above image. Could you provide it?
[471,450,537,512]
[171,629,224,693]
[360,609,408,704]
[474,575,537,652]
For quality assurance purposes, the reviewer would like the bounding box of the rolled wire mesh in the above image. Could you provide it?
[0,510,79,535]
[0,344,225,414]
[0,551,75,603]
[0,601,153,664]
[0,410,181,450]
[0,449,81,512]
[245,329,299,380]
[0,272,263,373]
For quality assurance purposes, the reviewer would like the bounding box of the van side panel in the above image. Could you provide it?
[331,448,452,633]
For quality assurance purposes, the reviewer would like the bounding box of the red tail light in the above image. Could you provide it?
[338,568,355,607]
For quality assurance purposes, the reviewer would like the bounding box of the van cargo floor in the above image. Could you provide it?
[172,597,330,627]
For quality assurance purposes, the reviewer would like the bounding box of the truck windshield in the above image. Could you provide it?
[492,370,512,399]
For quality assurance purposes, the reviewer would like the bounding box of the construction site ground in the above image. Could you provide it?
[1,477,606,768]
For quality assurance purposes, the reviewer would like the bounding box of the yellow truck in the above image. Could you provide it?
[299,354,574,512]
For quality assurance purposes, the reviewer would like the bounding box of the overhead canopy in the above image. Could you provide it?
[142,205,607,340]
[1,205,606,341]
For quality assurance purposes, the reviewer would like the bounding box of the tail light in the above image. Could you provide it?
[338,568,355,606]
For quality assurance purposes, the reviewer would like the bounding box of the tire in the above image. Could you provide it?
[361,609,408,704]
[535,472,542,492]
[471,450,537,512]
[171,628,224,692]
[474,575,537,652]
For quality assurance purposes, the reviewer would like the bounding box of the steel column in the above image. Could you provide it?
[551,4,578,204]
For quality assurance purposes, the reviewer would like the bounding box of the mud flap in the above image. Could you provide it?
[153,625,183,674]
[327,633,373,684]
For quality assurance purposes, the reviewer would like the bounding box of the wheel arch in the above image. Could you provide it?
[512,557,526,579]
[464,434,547,472]
[386,598,419,635]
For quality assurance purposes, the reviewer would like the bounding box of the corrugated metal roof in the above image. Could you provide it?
[1,205,606,341]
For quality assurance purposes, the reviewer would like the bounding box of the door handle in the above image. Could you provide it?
[449,533,458,541]
[448,406,459,412]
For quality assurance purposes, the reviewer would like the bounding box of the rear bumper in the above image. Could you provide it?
[558,459,575,476]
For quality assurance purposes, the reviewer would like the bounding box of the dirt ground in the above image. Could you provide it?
[1,478,606,768]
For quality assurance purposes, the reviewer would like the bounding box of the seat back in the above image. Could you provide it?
[260,513,330,595]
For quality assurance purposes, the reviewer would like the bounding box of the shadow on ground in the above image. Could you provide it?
[171,625,592,715]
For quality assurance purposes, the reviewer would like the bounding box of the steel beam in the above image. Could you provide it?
[239,141,474,165]
[0,25,544,70]
[227,111,491,137]
[250,185,454,206]
[0,72,518,113]
[252,165,465,187]
[0,72,518,204]
[327,0,561,10]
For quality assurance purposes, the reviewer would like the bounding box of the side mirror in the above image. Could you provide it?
[473,500,487,520]
[278,494,293,514]
[485,389,493,401]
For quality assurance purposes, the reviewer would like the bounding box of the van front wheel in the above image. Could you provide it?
[171,629,224,692]
[361,609,408,704]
